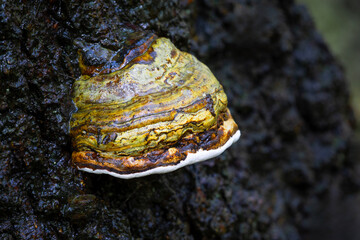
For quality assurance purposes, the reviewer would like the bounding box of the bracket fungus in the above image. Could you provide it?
[70,32,240,179]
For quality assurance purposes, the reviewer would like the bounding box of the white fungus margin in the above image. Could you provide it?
[79,130,241,179]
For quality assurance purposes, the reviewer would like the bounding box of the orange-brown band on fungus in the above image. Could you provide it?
[70,37,240,178]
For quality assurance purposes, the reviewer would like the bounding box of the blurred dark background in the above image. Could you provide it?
[299,0,360,126]
[299,0,360,239]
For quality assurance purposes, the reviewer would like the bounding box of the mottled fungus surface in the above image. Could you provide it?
[70,34,240,179]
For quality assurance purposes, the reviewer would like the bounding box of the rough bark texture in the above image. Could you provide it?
[0,0,356,239]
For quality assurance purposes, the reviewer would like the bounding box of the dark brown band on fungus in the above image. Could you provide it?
[72,109,238,174]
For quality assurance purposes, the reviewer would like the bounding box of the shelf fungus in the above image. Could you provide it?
[70,32,240,179]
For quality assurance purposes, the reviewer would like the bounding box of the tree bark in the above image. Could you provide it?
[0,0,355,239]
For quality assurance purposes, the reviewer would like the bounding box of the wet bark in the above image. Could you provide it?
[0,0,356,239]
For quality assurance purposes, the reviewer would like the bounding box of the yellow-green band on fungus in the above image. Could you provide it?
[70,36,240,179]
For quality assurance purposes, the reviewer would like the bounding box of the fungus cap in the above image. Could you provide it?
[70,36,240,179]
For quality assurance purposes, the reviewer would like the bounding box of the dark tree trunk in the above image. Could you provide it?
[0,0,356,239]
